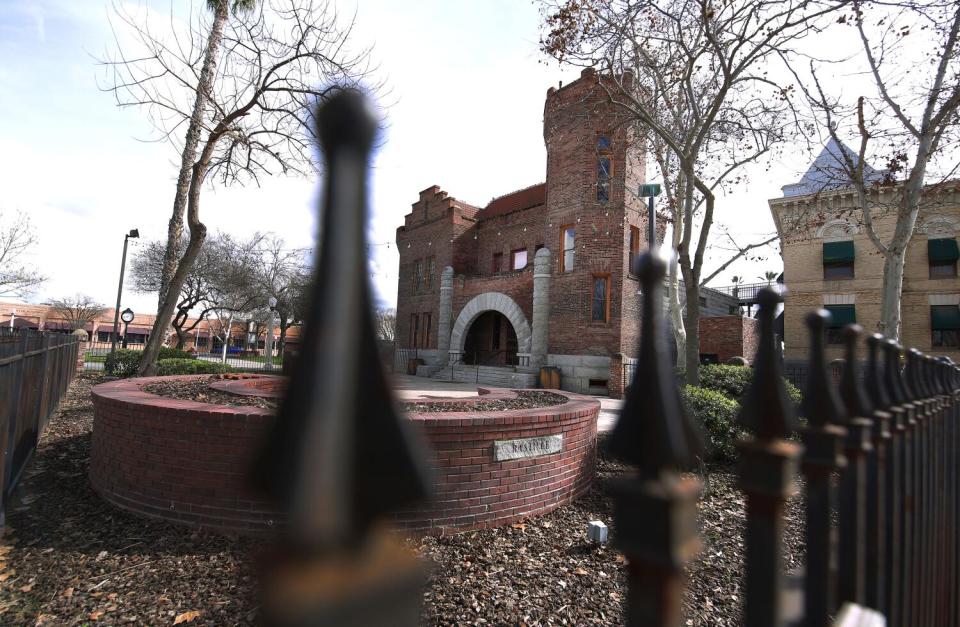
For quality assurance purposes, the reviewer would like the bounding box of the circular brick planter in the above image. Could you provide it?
[396,388,599,534]
[90,375,282,536]
[90,377,599,536]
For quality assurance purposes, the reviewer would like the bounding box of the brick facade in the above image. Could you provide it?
[698,316,761,364]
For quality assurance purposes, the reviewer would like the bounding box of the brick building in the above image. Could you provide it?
[395,69,753,394]
[770,139,960,361]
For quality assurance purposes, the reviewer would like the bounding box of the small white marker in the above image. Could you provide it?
[587,520,608,544]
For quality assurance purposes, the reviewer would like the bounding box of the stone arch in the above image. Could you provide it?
[918,215,959,236]
[449,292,532,356]
[816,217,860,240]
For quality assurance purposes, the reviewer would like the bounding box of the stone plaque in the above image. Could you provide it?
[493,434,563,462]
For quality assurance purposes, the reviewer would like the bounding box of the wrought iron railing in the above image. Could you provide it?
[0,328,80,525]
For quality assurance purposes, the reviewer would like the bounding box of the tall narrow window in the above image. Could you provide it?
[822,241,854,280]
[597,158,611,203]
[410,313,419,348]
[597,135,611,150]
[512,248,528,270]
[422,312,432,348]
[928,238,959,279]
[629,225,640,274]
[426,256,436,289]
[492,252,504,273]
[931,305,960,347]
[823,304,856,345]
[414,259,423,291]
[592,274,610,322]
[560,225,575,272]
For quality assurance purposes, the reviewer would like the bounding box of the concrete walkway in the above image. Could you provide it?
[389,373,622,432]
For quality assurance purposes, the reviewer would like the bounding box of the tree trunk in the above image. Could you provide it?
[157,0,230,309]
[880,249,906,341]
[221,312,234,364]
[668,197,686,370]
[278,321,289,359]
[174,328,186,350]
[683,280,701,386]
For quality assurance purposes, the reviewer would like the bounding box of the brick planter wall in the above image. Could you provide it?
[90,377,599,536]
[396,389,599,534]
[90,376,281,536]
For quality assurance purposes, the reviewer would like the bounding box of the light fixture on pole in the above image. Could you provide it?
[638,183,662,255]
[266,296,277,371]
[120,308,134,349]
[110,229,139,357]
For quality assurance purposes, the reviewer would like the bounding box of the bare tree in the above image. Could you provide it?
[540,0,829,383]
[253,235,311,357]
[0,210,45,297]
[102,0,377,375]
[374,308,396,343]
[788,0,960,340]
[47,295,108,331]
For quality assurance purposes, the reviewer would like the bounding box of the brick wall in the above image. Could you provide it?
[396,389,599,534]
[698,316,761,364]
[90,376,282,536]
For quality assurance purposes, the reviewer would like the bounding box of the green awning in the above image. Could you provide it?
[824,305,856,328]
[823,240,855,264]
[931,305,960,330]
[928,238,960,263]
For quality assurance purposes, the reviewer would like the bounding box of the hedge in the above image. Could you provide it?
[681,385,742,464]
[155,359,234,376]
[698,364,802,407]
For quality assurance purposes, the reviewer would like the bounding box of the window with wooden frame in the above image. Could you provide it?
[492,252,504,273]
[511,248,528,270]
[413,259,423,291]
[425,256,436,289]
[410,313,419,348]
[560,225,575,272]
[591,274,611,323]
[421,312,432,348]
[597,158,612,203]
[628,225,640,274]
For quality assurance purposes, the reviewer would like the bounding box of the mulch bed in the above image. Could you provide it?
[402,391,568,413]
[0,376,806,625]
[142,377,278,410]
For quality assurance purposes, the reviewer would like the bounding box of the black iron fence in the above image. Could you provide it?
[0,328,80,524]
[82,340,285,373]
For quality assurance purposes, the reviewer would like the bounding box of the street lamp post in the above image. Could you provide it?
[110,229,139,356]
[638,183,662,254]
[120,308,135,349]
[266,296,277,371]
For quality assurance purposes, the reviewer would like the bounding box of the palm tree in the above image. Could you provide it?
[760,271,778,285]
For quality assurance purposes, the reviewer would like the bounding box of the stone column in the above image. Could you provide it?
[530,248,551,369]
[437,266,455,363]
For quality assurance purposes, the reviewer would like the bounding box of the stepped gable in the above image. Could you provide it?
[476,183,546,220]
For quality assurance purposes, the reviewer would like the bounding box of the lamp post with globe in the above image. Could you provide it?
[266,296,277,371]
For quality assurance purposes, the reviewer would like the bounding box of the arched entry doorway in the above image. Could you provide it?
[449,292,533,365]
[462,311,519,365]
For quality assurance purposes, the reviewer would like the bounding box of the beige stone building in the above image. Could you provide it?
[770,139,960,361]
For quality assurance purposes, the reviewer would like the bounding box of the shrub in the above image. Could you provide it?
[699,364,802,407]
[725,356,748,366]
[681,385,742,464]
[104,349,142,377]
[158,347,192,361]
[156,358,233,376]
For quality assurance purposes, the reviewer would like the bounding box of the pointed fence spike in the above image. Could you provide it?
[610,252,702,474]
[866,334,891,410]
[803,310,845,427]
[738,288,797,438]
[883,341,907,406]
[840,324,872,419]
[256,89,430,550]
[904,349,924,401]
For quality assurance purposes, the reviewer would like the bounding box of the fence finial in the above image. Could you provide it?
[610,252,702,474]
[256,89,430,550]
[840,324,872,419]
[866,334,890,410]
[803,310,845,427]
[882,341,907,405]
[903,348,925,401]
[738,287,796,438]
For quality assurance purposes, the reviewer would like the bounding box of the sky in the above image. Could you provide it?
[0,0,818,319]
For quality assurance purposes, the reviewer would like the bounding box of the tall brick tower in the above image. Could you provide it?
[542,67,649,357]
